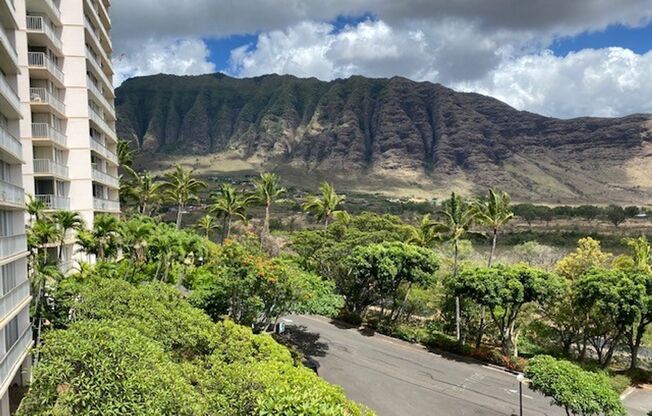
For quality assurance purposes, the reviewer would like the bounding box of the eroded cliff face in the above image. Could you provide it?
[116,73,652,204]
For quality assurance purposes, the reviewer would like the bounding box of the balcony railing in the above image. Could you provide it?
[33,159,68,178]
[31,123,66,147]
[0,180,24,207]
[92,168,119,188]
[0,324,32,391]
[0,23,18,66]
[26,15,62,52]
[84,16,110,65]
[93,197,119,212]
[88,106,117,142]
[28,52,64,85]
[85,48,112,94]
[43,0,61,22]
[0,234,26,260]
[90,137,118,164]
[86,78,114,118]
[84,0,111,50]
[35,194,69,210]
[0,280,29,320]
[0,124,22,160]
[0,73,20,114]
[30,87,65,114]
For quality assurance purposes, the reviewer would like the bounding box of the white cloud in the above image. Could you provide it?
[109,0,652,117]
[227,19,652,117]
[229,19,509,84]
[458,48,652,118]
[113,37,215,86]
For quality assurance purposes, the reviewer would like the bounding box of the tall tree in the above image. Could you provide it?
[196,214,219,240]
[117,139,134,168]
[472,188,513,348]
[302,182,345,228]
[408,214,445,248]
[163,164,206,229]
[251,172,285,239]
[87,214,121,261]
[474,189,513,267]
[52,210,84,262]
[26,194,46,224]
[436,192,476,342]
[210,183,249,240]
[123,166,164,215]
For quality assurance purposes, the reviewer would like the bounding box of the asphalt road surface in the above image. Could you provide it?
[283,315,565,416]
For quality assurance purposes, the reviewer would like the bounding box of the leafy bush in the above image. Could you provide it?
[22,277,371,415]
[18,321,203,416]
[525,355,626,416]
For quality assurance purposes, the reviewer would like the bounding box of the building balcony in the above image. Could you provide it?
[0,23,19,73]
[33,159,68,178]
[31,123,66,147]
[35,194,69,210]
[93,197,119,212]
[91,168,119,188]
[90,137,118,165]
[0,234,26,260]
[26,15,63,54]
[0,0,20,29]
[0,73,20,118]
[84,0,112,52]
[88,105,117,142]
[27,0,61,25]
[30,87,65,117]
[28,52,64,87]
[86,78,114,119]
[84,16,111,70]
[0,180,24,209]
[0,124,22,162]
[0,280,29,322]
[0,322,32,394]
[85,48,113,97]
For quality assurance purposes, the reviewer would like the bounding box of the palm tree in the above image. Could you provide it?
[26,194,46,224]
[28,218,61,267]
[474,189,513,267]
[163,164,206,229]
[408,214,446,248]
[121,217,155,263]
[196,214,219,239]
[436,192,476,342]
[52,210,84,262]
[123,166,164,215]
[472,188,513,348]
[210,183,249,240]
[31,263,62,364]
[90,214,121,261]
[252,172,285,239]
[117,139,134,168]
[302,182,345,228]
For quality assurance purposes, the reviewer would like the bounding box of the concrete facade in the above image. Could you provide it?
[0,0,117,412]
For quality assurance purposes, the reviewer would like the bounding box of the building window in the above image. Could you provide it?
[1,262,17,295]
[5,316,19,352]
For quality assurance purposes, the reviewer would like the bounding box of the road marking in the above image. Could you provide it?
[504,389,534,400]
[620,386,636,400]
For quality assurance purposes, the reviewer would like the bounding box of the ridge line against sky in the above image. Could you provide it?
[109,0,652,119]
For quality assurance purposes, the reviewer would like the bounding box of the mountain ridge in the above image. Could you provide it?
[115,72,652,204]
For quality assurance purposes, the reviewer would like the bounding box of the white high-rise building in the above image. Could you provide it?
[0,0,118,412]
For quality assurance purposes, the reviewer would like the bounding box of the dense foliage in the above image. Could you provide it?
[18,278,370,415]
[525,355,626,416]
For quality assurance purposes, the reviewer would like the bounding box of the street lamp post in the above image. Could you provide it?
[516,374,525,416]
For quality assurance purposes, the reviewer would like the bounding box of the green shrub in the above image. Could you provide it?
[525,355,626,416]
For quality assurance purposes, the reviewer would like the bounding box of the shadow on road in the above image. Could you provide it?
[285,324,330,358]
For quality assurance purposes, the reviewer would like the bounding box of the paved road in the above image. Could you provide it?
[283,315,565,416]
[624,386,652,416]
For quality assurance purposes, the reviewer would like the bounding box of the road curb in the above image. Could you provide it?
[322,315,524,376]
[620,386,637,400]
